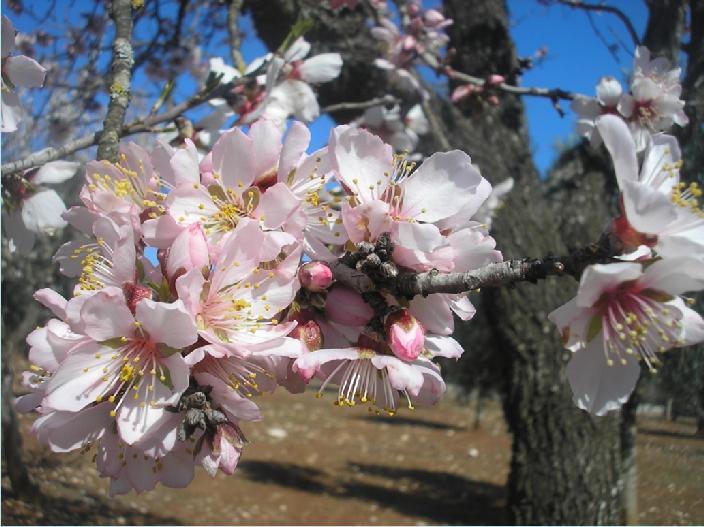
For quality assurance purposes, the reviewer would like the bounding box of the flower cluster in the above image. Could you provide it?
[572,46,689,151]
[371,2,452,94]
[18,117,500,494]
[551,48,703,416]
[194,37,342,147]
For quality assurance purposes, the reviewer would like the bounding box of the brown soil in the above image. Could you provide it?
[3,383,703,525]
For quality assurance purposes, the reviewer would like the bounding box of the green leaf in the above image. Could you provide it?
[277,18,315,55]
[586,314,602,343]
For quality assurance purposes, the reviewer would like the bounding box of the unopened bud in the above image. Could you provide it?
[290,319,323,352]
[487,74,505,86]
[325,285,374,326]
[167,223,210,280]
[385,309,425,361]
[298,261,334,292]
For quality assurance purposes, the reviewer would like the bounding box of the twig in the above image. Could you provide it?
[322,95,401,113]
[446,67,577,102]
[227,0,247,73]
[1,73,259,177]
[332,232,621,297]
[556,0,641,48]
[97,0,134,163]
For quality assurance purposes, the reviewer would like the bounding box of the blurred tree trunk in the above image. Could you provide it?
[620,384,640,525]
[1,315,39,499]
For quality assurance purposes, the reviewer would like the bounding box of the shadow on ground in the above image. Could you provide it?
[638,427,704,441]
[356,414,466,431]
[237,460,506,525]
[1,484,183,526]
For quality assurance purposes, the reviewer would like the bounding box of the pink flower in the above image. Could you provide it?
[385,308,425,361]
[199,423,245,476]
[331,125,492,271]
[42,287,197,445]
[549,259,704,415]
[324,285,374,326]
[298,261,334,292]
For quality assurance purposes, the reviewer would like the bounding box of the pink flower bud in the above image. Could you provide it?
[298,261,334,292]
[325,286,374,326]
[166,223,210,280]
[385,309,425,361]
[407,3,420,16]
[487,74,505,86]
[290,319,323,352]
[486,95,500,106]
[402,35,417,52]
[451,84,475,103]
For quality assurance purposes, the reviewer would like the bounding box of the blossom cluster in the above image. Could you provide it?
[550,47,704,416]
[572,46,689,151]
[17,117,501,494]
[192,36,343,149]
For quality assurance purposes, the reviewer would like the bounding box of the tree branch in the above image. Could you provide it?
[227,0,247,73]
[446,67,577,102]
[332,232,621,297]
[0,72,260,177]
[322,95,401,113]
[96,0,134,163]
[556,0,642,48]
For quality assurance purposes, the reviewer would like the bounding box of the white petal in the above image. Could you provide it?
[32,161,79,185]
[21,189,67,233]
[299,53,343,83]
[5,54,46,87]
[595,115,638,189]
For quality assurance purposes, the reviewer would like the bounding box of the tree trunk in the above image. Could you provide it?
[1,319,38,499]
[620,383,640,525]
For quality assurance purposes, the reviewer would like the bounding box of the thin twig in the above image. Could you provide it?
[227,0,247,73]
[322,95,401,113]
[446,67,577,102]
[96,0,134,163]
[556,0,641,47]
[1,73,258,177]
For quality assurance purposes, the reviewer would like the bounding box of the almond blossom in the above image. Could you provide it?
[596,114,704,261]
[549,259,704,416]
[2,160,79,254]
[1,15,47,132]
[354,103,428,154]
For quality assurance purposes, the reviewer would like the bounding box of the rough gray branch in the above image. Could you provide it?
[333,233,621,297]
[96,0,134,163]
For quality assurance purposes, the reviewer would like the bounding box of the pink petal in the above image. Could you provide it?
[135,299,197,348]
[5,54,46,87]
[80,288,135,341]
[212,127,255,189]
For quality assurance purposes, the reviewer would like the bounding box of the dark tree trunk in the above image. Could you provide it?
[1,318,38,499]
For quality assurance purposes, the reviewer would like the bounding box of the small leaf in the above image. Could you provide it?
[277,18,315,55]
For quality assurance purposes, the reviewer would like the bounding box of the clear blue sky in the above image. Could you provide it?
[6,1,649,175]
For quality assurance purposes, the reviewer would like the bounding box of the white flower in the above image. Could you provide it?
[597,115,704,261]
[549,259,704,416]
[1,15,47,132]
[3,161,79,254]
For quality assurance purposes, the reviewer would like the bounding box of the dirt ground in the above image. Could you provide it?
[2,380,703,526]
